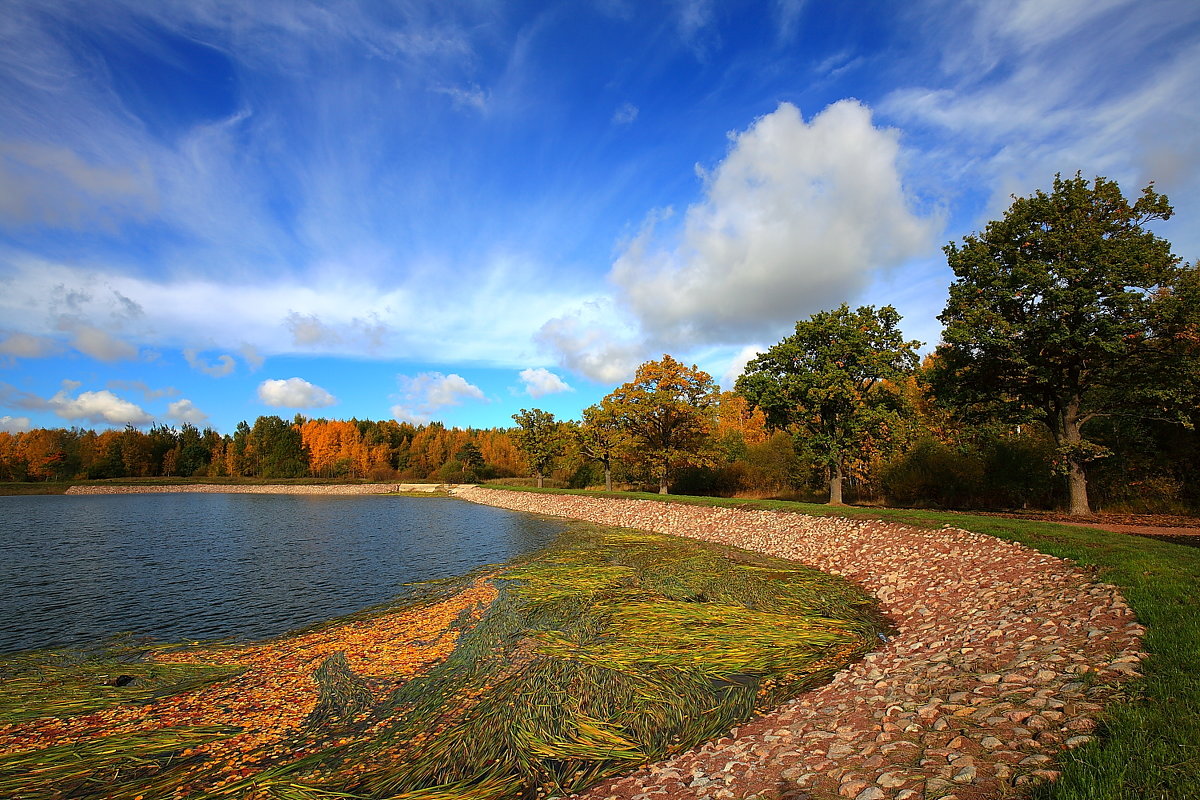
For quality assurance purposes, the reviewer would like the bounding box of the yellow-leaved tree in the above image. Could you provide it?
[606,355,719,494]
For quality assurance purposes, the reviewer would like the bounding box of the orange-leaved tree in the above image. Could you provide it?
[606,355,719,494]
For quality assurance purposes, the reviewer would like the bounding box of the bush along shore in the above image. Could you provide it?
[0,520,881,800]
[453,487,1153,800]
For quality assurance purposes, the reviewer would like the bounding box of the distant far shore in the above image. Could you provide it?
[63,482,459,495]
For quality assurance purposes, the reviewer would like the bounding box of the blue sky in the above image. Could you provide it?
[2,0,1198,434]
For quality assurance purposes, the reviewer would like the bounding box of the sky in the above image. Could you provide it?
[1,0,1198,435]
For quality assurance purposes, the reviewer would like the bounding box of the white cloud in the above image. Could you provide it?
[610,100,937,347]
[239,343,265,371]
[0,331,58,358]
[391,372,486,424]
[60,321,139,362]
[165,399,209,425]
[285,312,341,346]
[0,140,157,231]
[518,367,573,398]
[106,380,178,401]
[720,344,763,389]
[535,300,646,384]
[0,415,32,432]
[183,348,236,377]
[49,388,153,426]
[257,377,337,408]
[433,83,488,112]
[0,253,584,368]
[612,103,639,125]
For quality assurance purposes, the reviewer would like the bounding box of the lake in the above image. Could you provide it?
[0,493,566,653]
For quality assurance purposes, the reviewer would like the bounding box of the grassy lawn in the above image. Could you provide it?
[487,485,1200,800]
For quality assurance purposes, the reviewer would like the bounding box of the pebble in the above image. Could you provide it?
[459,488,1145,800]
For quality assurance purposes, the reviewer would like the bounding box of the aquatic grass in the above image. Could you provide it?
[1,522,882,800]
[0,638,242,722]
[285,524,883,799]
[0,726,237,800]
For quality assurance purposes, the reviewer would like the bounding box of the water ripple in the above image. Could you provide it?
[0,494,564,653]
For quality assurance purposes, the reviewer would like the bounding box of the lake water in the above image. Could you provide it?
[0,494,566,653]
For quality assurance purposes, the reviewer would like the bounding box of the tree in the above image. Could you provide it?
[606,355,719,494]
[248,416,309,478]
[511,408,562,488]
[932,173,1182,515]
[575,403,625,492]
[455,441,485,481]
[738,304,919,505]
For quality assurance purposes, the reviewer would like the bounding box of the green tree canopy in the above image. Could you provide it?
[931,172,1185,515]
[606,355,719,494]
[511,408,562,488]
[737,304,919,504]
[574,402,626,492]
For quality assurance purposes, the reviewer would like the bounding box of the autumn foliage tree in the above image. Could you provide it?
[606,355,719,494]
[932,173,1184,515]
[738,304,919,505]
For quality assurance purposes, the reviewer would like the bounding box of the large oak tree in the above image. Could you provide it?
[931,173,1185,515]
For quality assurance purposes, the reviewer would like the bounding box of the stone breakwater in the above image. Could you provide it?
[454,487,1145,800]
[65,483,445,495]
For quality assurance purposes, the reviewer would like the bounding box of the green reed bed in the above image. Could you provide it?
[0,523,883,800]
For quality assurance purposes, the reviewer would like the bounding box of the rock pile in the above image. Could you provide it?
[455,487,1144,800]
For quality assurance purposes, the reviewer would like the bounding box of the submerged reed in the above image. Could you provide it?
[0,522,883,799]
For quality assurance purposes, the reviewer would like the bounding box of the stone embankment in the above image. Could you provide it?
[65,483,447,495]
[455,487,1144,800]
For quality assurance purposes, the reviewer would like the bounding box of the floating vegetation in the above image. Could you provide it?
[0,523,883,799]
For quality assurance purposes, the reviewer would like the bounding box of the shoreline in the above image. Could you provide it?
[62,482,453,495]
[456,486,1144,800]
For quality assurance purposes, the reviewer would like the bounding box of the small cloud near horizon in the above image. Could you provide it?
[257,377,337,408]
[518,367,573,398]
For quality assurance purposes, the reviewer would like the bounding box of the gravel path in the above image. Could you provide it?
[455,487,1145,800]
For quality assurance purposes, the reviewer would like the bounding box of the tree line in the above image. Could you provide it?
[0,418,527,484]
[2,175,1197,514]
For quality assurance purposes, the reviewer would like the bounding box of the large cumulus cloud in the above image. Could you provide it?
[609,100,936,347]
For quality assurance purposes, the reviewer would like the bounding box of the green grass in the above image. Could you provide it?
[487,485,1200,800]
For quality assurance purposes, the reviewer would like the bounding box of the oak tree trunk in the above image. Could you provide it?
[604,466,612,493]
[1053,398,1092,516]
[829,459,845,505]
[536,472,544,489]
